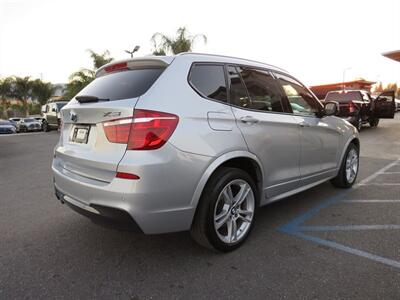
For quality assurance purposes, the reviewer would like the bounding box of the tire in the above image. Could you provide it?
[369,118,379,128]
[43,121,50,132]
[330,143,359,188]
[191,167,258,252]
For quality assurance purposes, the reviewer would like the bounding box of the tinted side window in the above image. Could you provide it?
[236,67,283,112]
[190,64,227,102]
[228,66,250,107]
[77,68,165,101]
[276,74,319,116]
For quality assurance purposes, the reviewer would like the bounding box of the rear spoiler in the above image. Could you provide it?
[96,57,174,78]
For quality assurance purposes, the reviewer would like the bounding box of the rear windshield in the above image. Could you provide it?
[76,68,165,101]
[0,121,12,125]
[325,91,362,102]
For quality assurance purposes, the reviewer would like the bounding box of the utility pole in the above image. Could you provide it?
[125,45,140,58]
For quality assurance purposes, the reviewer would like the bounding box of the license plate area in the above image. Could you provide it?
[70,125,90,144]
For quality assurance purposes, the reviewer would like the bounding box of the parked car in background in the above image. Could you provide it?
[0,120,17,134]
[324,90,395,131]
[29,115,45,130]
[53,53,360,252]
[8,118,22,132]
[19,118,42,132]
[41,101,68,132]
[395,98,400,111]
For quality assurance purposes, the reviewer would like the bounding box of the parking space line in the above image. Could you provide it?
[381,172,400,174]
[341,200,400,203]
[279,158,400,270]
[290,231,400,269]
[298,225,400,232]
[358,183,400,186]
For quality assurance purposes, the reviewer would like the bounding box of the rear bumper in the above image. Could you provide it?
[52,143,211,234]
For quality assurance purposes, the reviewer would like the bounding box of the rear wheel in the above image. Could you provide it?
[191,167,257,252]
[43,121,50,132]
[331,143,359,188]
[369,118,379,128]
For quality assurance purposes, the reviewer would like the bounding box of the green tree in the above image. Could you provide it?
[64,49,113,99]
[0,77,14,119]
[151,27,207,55]
[13,76,33,117]
[32,79,55,105]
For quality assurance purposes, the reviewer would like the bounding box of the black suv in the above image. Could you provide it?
[324,90,395,131]
[41,101,68,132]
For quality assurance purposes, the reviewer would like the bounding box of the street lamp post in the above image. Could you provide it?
[125,45,140,58]
[342,67,352,91]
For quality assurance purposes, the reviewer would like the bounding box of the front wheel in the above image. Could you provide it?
[331,143,359,188]
[191,167,257,252]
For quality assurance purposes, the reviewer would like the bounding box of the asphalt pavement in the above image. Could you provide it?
[1,115,400,299]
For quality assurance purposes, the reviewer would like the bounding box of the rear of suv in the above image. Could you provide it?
[324,90,395,131]
[53,54,360,251]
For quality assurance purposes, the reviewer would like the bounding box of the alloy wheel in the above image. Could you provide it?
[213,179,255,244]
[345,148,358,184]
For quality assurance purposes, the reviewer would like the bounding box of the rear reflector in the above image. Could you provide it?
[104,62,128,73]
[116,172,140,180]
[103,109,179,150]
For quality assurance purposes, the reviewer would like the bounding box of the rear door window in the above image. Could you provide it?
[76,68,165,101]
[234,67,283,112]
[189,64,227,102]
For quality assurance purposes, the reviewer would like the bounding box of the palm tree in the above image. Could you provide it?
[151,27,207,55]
[13,76,33,117]
[32,79,55,105]
[0,77,14,119]
[64,50,113,99]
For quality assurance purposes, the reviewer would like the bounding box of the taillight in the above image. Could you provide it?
[103,109,179,150]
[349,101,357,113]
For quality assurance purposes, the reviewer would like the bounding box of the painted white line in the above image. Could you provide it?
[358,183,400,186]
[355,159,400,186]
[381,172,400,175]
[0,132,45,137]
[341,200,400,203]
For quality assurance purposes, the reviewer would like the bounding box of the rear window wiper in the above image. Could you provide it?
[75,95,110,103]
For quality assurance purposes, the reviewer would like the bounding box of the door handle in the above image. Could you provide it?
[298,121,311,127]
[240,116,259,124]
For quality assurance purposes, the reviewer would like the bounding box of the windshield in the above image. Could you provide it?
[325,91,362,102]
[0,121,12,125]
[76,68,165,101]
[23,118,35,122]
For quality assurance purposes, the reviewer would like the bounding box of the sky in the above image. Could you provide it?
[0,0,399,87]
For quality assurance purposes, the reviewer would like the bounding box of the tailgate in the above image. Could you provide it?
[55,98,138,182]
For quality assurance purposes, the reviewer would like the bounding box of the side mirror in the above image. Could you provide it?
[324,101,339,116]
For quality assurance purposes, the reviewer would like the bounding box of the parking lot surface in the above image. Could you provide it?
[1,115,400,299]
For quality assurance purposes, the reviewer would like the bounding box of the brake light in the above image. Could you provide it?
[103,109,179,150]
[104,62,128,73]
[349,101,357,113]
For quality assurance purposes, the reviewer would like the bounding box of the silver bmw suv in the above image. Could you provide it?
[53,53,359,251]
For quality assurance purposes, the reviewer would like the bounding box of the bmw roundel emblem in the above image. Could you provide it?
[69,111,78,122]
